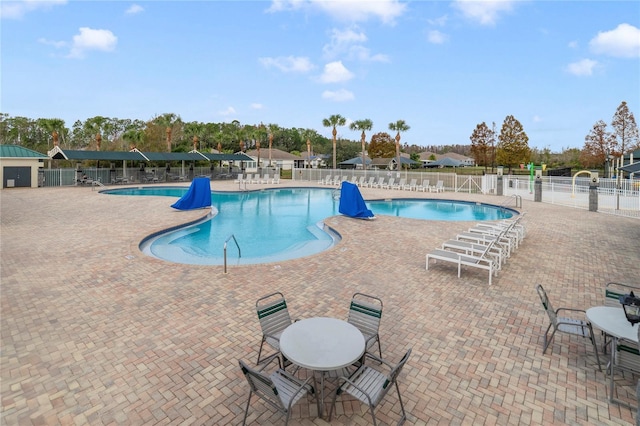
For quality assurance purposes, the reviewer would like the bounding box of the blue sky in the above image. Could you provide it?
[1,0,639,152]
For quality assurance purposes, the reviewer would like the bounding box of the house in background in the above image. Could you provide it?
[419,151,475,168]
[243,148,302,172]
[0,145,48,189]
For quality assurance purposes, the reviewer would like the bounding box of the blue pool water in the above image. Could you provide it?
[103,187,514,265]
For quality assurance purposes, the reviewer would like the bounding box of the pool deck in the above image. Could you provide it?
[1,180,639,425]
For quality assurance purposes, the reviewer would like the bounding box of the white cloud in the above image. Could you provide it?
[219,107,237,116]
[259,56,314,73]
[428,15,448,27]
[250,103,263,110]
[532,115,542,123]
[323,27,389,62]
[319,61,354,83]
[565,59,598,76]
[67,27,117,58]
[589,23,640,58]
[322,89,355,102]
[568,40,578,49]
[268,0,406,24]
[427,30,448,44]
[125,4,144,15]
[38,37,66,49]
[451,0,515,26]
[0,0,66,20]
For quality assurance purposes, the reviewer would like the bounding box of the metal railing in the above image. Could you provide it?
[223,234,241,274]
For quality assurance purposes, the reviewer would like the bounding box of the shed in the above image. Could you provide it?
[0,145,49,188]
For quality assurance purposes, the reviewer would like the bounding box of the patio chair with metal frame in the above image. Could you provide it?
[347,293,383,358]
[255,292,294,366]
[239,357,319,425]
[536,284,601,371]
[328,348,412,425]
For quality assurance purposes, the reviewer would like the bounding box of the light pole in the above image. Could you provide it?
[361,130,366,178]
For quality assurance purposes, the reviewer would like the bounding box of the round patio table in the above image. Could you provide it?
[279,317,365,417]
[586,306,639,408]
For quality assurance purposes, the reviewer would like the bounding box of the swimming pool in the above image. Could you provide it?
[103,187,515,265]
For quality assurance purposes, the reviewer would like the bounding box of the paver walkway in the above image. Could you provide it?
[1,181,639,425]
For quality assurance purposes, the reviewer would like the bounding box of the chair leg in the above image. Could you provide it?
[256,339,266,365]
[542,324,556,354]
[368,405,378,426]
[395,381,407,425]
[587,323,602,372]
[242,391,253,426]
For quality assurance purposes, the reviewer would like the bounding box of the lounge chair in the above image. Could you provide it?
[404,178,417,191]
[457,231,512,258]
[441,239,505,270]
[318,175,330,184]
[392,178,405,190]
[250,174,261,184]
[271,175,280,184]
[261,174,270,184]
[365,177,376,188]
[374,177,385,188]
[426,240,498,285]
[430,180,444,192]
[381,178,394,189]
[417,179,430,192]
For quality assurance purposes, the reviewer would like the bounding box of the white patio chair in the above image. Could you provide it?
[416,179,430,192]
[392,178,405,190]
[381,178,394,189]
[404,178,417,191]
[328,349,412,425]
[430,180,444,192]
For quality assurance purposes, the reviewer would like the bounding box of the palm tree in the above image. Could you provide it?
[322,114,346,170]
[350,119,373,176]
[389,120,410,172]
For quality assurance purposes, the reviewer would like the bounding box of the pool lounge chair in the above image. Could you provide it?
[260,174,270,184]
[426,240,498,285]
[381,178,394,189]
[373,177,385,188]
[430,180,444,192]
[365,177,376,188]
[404,178,417,191]
[392,178,405,190]
[441,239,505,271]
[417,179,430,192]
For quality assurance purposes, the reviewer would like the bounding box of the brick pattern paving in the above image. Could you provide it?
[1,181,639,425]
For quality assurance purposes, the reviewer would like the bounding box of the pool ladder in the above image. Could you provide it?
[223,234,241,274]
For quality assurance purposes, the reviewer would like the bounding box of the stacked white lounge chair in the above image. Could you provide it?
[426,214,526,285]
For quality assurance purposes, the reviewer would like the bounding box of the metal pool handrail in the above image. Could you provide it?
[223,234,241,274]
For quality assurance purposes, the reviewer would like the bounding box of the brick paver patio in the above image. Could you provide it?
[1,180,639,425]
